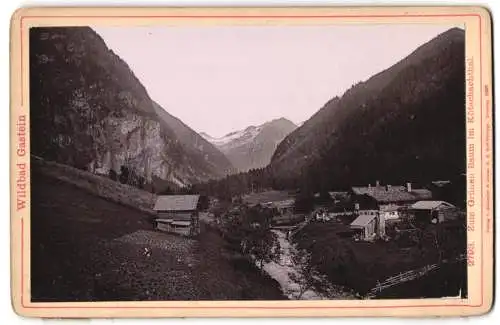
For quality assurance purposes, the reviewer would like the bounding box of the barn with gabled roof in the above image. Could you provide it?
[153,195,200,236]
[408,200,458,224]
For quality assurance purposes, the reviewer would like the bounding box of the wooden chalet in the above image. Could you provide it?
[153,195,200,237]
[407,200,458,224]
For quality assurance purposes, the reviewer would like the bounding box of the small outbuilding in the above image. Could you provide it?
[153,195,200,236]
[408,200,458,224]
[261,199,301,225]
[350,210,385,241]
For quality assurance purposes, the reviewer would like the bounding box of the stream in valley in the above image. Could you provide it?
[259,230,357,300]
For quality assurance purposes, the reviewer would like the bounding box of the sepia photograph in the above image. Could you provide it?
[10,6,494,318]
[28,22,470,302]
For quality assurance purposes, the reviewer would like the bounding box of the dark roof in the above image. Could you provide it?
[153,195,200,211]
[352,186,432,203]
[431,180,452,188]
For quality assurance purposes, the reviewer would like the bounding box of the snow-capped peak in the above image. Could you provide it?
[202,125,262,149]
[199,132,214,141]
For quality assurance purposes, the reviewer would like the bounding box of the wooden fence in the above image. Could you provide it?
[366,254,466,298]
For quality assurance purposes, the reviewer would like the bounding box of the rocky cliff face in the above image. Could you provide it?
[30,27,220,187]
[152,101,236,178]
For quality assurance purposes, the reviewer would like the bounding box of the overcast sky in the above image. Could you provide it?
[93,24,457,138]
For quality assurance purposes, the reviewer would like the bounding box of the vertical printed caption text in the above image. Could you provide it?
[484,82,492,234]
[465,57,476,267]
[16,114,27,212]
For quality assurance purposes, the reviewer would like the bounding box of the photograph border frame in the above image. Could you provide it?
[10,5,494,318]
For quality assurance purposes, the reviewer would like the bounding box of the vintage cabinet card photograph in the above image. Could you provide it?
[9,6,494,318]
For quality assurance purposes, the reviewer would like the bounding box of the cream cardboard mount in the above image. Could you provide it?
[9,6,494,318]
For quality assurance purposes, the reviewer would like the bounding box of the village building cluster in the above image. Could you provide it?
[150,180,462,241]
[347,182,460,241]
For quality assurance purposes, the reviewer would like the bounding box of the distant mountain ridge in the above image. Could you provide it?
[269,27,466,190]
[202,118,297,172]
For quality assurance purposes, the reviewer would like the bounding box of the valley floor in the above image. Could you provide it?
[31,171,284,301]
[30,162,466,302]
[292,221,467,298]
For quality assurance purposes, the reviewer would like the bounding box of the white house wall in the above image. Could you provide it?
[379,204,402,220]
